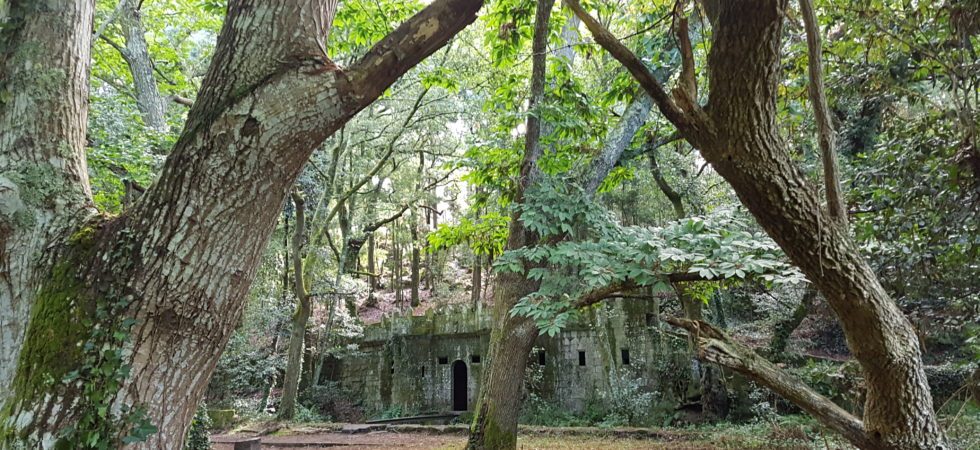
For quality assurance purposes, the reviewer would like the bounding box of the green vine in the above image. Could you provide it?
[54,227,158,448]
[1,222,158,449]
[57,291,157,449]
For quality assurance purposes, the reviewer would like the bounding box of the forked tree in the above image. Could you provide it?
[0,0,481,447]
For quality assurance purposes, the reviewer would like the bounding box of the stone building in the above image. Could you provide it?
[325,299,694,415]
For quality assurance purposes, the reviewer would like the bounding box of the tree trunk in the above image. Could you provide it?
[410,209,421,307]
[470,253,482,305]
[703,6,943,447]
[280,192,310,420]
[394,224,404,307]
[118,0,170,133]
[0,0,483,447]
[569,0,947,447]
[467,1,553,446]
[468,3,656,446]
[0,0,96,413]
[367,233,377,290]
[800,0,846,223]
[467,282,539,449]
[768,288,817,359]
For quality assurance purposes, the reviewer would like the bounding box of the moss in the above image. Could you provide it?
[7,222,101,407]
[11,209,35,229]
[6,164,62,210]
[410,316,434,335]
[479,414,516,450]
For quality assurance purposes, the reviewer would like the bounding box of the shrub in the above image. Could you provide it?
[298,382,364,423]
[184,404,212,450]
[599,369,656,426]
[293,404,327,423]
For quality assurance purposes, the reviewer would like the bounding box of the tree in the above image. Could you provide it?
[0,0,482,447]
[279,192,309,420]
[467,1,658,446]
[566,0,947,447]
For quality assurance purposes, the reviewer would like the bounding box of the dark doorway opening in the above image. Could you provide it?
[451,360,468,411]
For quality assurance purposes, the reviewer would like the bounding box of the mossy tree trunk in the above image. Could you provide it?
[280,192,309,420]
[0,0,483,447]
[467,2,553,446]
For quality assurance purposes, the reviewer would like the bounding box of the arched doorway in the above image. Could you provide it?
[451,360,467,411]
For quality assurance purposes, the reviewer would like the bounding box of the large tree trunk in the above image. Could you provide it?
[280,192,309,420]
[0,0,483,447]
[569,0,947,447]
[467,1,553,446]
[0,0,97,410]
[703,5,944,447]
[467,277,539,449]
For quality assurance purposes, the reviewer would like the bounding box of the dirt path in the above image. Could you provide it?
[212,431,467,449]
[210,429,788,449]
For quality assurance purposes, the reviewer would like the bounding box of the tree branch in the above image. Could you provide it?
[648,141,686,219]
[564,0,714,147]
[515,0,556,202]
[672,8,697,108]
[666,318,873,448]
[344,0,483,111]
[570,272,710,310]
[800,0,846,224]
[170,95,194,107]
[582,92,653,194]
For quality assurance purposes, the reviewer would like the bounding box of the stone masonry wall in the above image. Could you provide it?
[331,299,693,416]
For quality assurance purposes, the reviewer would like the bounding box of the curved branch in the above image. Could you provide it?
[666,318,873,449]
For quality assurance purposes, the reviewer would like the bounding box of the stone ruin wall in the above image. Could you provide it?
[329,300,694,415]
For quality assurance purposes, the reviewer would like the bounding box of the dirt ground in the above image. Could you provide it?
[210,429,813,450]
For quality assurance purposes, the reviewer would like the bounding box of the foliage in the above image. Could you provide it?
[498,180,804,335]
[596,369,658,427]
[86,94,169,213]
[298,382,364,423]
[183,404,212,450]
[54,239,158,448]
[791,360,865,413]
[427,212,510,257]
[70,0,980,441]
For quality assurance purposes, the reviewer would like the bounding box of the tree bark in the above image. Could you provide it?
[117,0,170,133]
[647,144,686,219]
[799,0,846,223]
[569,0,947,447]
[470,253,482,305]
[280,192,309,420]
[0,0,96,409]
[0,0,483,447]
[410,209,421,307]
[367,233,377,290]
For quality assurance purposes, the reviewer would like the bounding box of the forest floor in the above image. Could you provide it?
[210,421,855,449]
[210,411,980,449]
[212,432,755,449]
